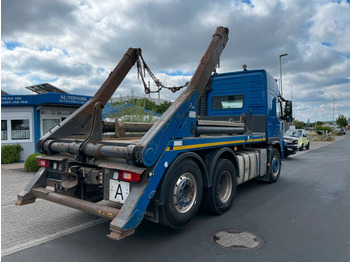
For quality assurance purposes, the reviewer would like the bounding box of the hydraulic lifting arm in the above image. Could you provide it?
[136,26,229,166]
[35,27,229,168]
[36,48,142,155]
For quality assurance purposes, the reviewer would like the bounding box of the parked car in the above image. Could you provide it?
[283,135,299,157]
[284,129,310,155]
[335,127,346,135]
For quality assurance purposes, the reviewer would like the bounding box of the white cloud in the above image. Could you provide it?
[309,0,350,54]
[1,0,350,122]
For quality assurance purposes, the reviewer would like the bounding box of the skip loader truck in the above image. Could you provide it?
[17,26,293,240]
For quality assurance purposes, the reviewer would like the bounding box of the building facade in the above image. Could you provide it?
[1,93,91,161]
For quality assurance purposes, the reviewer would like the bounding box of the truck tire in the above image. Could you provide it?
[202,159,237,214]
[269,148,281,183]
[159,159,203,228]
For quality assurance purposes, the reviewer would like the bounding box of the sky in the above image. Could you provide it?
[1,0,350,122]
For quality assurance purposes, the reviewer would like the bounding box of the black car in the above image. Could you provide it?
[283,134,299,157]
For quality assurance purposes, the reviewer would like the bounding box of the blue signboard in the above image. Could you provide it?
[1,92,91,106]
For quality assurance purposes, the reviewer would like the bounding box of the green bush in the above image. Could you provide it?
[24,153,43,172]
[315,125,332,133]
[1,144,23,164]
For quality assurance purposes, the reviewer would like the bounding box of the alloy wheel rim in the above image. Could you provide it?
[173,173,197,213]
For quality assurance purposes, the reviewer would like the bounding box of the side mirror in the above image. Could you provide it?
[284,100,292,122]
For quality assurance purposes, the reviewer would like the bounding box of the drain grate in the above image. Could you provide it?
[211,229,264,251]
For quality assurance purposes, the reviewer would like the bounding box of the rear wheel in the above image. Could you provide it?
[269,148,281,183]
[159,159,203,228]
[202,159,237,214]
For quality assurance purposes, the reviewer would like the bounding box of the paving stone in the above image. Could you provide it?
[1,168,107,257]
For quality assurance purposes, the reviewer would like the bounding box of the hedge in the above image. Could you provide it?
[24,153,43,172]
[1,144,23,164]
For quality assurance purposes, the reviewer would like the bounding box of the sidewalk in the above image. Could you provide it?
[1,162,25,170]
[1,168,106,257]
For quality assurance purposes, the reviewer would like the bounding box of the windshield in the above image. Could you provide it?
[285,130,302,137]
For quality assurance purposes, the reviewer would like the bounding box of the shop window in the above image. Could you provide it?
[11,119,30,140]
[1,112,33,142]
[42,119,60,135]
[1,120,7,140]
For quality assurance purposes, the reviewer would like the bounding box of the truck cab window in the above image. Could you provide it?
[276,99,282,119]
[211,95,243,109]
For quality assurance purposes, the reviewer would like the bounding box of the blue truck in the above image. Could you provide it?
[17,27,292,240]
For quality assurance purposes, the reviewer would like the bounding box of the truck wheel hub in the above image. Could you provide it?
[272,157,279,174]
[173,173,197,213]
[218,171,232,202]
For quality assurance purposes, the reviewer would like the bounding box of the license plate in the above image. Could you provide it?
[109,179,130,204]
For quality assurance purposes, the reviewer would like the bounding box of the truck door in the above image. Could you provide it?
[267,93,283,138]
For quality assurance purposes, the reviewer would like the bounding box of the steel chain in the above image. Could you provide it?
[136,53,220,94]
[137,54,188,94]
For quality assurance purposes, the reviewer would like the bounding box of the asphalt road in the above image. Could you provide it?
[3,135,350,262]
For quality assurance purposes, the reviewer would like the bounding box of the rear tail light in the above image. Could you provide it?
[38,159,50,168]
[119,170,141,182]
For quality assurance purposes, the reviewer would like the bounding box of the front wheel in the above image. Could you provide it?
[306,141,310,150]
[159,159,203,228]
[269,148,281,183]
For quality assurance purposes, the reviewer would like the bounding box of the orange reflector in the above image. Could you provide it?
[38,159,50,168]
[119,171,141,182]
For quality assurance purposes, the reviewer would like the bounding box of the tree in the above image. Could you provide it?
[107,94,157,123]
[155,101,172,114]
[130,98,157,112]
[336,115,348,128]
[294,120,305,129]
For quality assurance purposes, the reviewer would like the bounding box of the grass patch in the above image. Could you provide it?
[312,135,335,142]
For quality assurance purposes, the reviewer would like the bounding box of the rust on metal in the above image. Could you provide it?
[36,48,141,154]
[103,120,153,138]
[47,141,132,160]
[116,119,125,138]
[137,26,229,166]
[37,155,68,161]
[31,187,120,219]
[107,229,135,240]
[98,160,146,174]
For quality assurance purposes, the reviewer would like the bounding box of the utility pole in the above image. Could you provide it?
[158,89,160,105]
[332,98,336,127]
[291,85,293,125]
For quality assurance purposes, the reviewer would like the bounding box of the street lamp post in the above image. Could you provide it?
[279,53,288,96]
[333,98,336,127]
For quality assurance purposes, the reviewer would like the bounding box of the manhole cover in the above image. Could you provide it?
[211,229,264,251]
